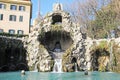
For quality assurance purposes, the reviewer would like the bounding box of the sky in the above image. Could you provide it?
[31,0,74,24]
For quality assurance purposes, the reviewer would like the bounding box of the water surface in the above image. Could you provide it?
[0,71,120,80]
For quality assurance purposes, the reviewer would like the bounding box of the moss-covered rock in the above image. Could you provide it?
[90,41,110,71]
[62,45,75,72]
[98,56,109,72]
[51,24,62,31]
[111,41,120,73]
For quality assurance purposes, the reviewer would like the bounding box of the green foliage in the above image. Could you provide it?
[87,4,119,39]
[91,40,120,72]
[90,41,110,71]
[111,42,120,73]
[0,32,28,38]
[51,24,62,31]
[62,45,74,72]
[98,41,108,50]
[99,63,106,72]
[91,41,109,52]
[29,65,35,71]
[39,24,63,40]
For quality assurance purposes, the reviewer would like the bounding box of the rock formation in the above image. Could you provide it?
[25,3,88,72]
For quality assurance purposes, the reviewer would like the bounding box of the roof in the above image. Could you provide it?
[0,0,32,5]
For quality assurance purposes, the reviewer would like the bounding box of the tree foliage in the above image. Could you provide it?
[65,0,120,39]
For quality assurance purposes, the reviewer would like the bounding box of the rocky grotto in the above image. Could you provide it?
[0,3,120,72]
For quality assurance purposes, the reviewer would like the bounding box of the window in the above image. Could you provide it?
[0,3,6,9]
[19,16,23,22]
[10,5,17,10]
[17,30,23,35]
[0,29,3,33]
[19,6,25,11]
[9,15,16,21]
[0,14,3,20]
[9,29,15,34]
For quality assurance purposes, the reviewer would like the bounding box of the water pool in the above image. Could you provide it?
[0,71,120,80]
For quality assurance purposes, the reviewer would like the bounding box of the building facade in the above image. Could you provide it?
[0,0,32,35]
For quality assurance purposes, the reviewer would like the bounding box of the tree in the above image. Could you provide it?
[65,0,120,39]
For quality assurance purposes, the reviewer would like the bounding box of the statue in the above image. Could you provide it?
[53,3,63,11]
[53,41,62,52]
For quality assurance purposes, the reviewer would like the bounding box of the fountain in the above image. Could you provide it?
[0,2,111,73]
[1,2,120,80]
[33,62,38,72]
[25,2,87,72]
[53,59,62,73]
[75,63,78,72]
[52,41,63,73]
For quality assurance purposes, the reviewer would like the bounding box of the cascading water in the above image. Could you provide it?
[52,41,63,73]
[75,63,78,72]
[52,51,63,73]
[33,61,38,72]
[53,59,62,73]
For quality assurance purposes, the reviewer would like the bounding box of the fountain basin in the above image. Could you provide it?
[0,71,120,80]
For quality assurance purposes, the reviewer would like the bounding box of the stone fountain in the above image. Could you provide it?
[25,3,95,72]
[0,3,119,72]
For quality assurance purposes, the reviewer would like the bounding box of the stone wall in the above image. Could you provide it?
[0,36,28,72]
[85,38,120,72]
[1,36,120,72]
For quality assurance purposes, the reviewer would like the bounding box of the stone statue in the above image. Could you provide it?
[53,3,63,11]
[53,41,62,52]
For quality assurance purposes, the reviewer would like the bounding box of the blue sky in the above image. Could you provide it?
[31,0,74,24]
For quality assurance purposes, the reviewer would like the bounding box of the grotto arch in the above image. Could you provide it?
[91,48,110,71]
[39,31,73,52]
[0,65,9,72]
[16,63,28,71]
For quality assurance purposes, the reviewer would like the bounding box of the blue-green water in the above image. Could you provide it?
[0,71,120,80]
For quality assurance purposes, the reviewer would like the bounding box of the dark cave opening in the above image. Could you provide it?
[0,39,28,72]
[52,15,62,24]
[39,31,73,52]
[91,49,110,71]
